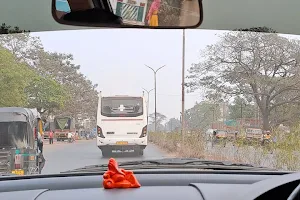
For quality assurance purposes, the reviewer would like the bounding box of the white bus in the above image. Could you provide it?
[96,93,148,157]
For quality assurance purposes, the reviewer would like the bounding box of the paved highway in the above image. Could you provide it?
[42,139,169,174]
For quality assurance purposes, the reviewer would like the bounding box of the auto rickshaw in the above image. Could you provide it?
[211,130,227,147]
[0,107,45,176]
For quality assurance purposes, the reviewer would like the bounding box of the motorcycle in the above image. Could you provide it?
[68,136,75,143]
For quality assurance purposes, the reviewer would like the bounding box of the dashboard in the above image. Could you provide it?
[0,169,300,200]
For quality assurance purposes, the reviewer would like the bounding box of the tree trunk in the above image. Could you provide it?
[262,112,270,131]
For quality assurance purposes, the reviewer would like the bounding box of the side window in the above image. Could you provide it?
[56,0,71,13]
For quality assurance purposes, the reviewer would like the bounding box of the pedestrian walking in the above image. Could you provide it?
[49,130,54,144]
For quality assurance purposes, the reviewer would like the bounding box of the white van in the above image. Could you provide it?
[96,93,147,157]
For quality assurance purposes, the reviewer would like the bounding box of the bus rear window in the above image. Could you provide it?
[101,97,143,117]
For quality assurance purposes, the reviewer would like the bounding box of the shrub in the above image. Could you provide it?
[149,126,300,171]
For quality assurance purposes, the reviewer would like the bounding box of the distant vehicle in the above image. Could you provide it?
[54,116,76,141]
[205,129,217,141]
[96,93,147,157]
[213,130,227,139]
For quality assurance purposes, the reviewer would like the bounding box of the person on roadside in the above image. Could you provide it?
[37,131,44,153]
[49,130,54,144]
[68,132,73,143]
[72,132,76,142]
[37,131,46,173]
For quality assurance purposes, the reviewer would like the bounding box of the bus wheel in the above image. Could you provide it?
[138,149,144,156]
[102,149,111,158]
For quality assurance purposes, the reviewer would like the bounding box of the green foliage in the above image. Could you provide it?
[34,51,98,119]
[0,46,68,115]
[0,30,98,122]
[0,47,35,106]
[25,76,68,114]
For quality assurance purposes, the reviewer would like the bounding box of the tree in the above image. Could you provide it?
[228,96,256,120]
[184,101,221,131]
[0,47,35,107]
[0,23,29,34]
[30,51,99,120]
[0,30,42,64]
[165,118,181,132]
[187,31,300,130]
[0,32,98,122]
[149,112,166,131]
[25,76,69,115]
[233,26,277,33]
[269,103,300,126]
[0,46,68,115]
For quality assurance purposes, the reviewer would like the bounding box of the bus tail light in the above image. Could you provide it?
[140,125,147,138]
[97,126,105,138]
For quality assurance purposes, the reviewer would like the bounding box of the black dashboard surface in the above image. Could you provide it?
[0,170,295,200]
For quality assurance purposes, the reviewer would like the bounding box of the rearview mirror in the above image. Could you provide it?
[52,0,202,28]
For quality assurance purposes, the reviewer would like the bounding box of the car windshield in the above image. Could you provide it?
[1,27,300,176]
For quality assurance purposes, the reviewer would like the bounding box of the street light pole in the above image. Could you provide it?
[145,65,166,132]
[181,29,186,135]
[142,88,154,124]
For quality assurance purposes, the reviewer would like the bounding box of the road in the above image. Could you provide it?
[42,139,169,174]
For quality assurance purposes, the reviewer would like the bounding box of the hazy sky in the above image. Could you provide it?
[30,29,224,119]
[31,30,300,120]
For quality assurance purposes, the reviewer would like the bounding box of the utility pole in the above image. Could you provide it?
[241,103,243,119]
[211,107,215,129]
[181,29,186,135]
[142,88,154,125]
[145,65,166,132]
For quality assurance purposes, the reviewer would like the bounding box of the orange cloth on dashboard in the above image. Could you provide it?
[103,158,141,189]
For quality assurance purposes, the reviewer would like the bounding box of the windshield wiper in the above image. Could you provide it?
[61,158,275,173]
